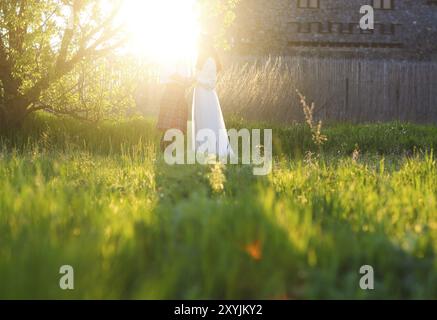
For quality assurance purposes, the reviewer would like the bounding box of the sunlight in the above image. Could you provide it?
[118,0,200,64]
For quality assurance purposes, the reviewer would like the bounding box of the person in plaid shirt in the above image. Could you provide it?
[157,59,192,151]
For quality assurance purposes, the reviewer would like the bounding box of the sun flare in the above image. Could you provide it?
[118,0,200,64]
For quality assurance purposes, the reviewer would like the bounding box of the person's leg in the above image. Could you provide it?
[157,84,188,154]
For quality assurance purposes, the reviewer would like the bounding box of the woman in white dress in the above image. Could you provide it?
[192,38,233,159]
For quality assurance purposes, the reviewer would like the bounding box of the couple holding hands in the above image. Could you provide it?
[157,37,232,158]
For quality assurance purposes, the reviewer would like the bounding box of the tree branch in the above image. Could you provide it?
[31,101,96,122]
[23,1,125,108]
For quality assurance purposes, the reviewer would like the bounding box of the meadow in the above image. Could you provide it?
[1,114,437,299]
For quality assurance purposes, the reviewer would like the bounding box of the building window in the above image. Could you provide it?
[380,24,396,35]
[373,0,394,9]
[298,0,320,9]
[297,22,311,33]
[330,22,343,34]
[288,41,403,48]
[318,22,332,33]
[329,22,355,34]
[341,23,355,34]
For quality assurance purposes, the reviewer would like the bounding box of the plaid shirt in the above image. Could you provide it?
[157,83,189,133]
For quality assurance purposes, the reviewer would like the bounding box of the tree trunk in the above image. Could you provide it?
[0,97,29,133]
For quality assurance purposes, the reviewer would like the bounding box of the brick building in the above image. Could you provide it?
[231,0,437,59]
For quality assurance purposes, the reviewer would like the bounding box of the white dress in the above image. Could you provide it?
[192,58,232,158]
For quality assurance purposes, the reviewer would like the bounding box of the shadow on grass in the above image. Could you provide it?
[1,115,436,299]
[118,157,437,299]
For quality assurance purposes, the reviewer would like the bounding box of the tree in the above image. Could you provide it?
[40,54,139,122]
[197,0,239,48]
[0,0,240,132]
[0,0,125,130]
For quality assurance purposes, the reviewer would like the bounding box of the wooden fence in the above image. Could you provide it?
[133,56,437,124]
[218,56,437,124]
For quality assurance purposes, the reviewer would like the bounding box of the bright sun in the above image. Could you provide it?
[118,0,200,64]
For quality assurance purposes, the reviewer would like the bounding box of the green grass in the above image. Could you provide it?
[1,114,437,299]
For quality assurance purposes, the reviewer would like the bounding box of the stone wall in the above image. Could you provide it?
[230,0,437,60]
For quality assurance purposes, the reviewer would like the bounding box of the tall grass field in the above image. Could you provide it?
[139,57,437,124]
[1,114,437,299]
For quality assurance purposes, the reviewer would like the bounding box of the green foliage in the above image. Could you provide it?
[0,0,241,128]
[0,0,127,127]
[0,115,437,299]
[41,56,138,122]
[197,0,239,48]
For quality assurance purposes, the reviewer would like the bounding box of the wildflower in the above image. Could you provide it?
[207,162,226,194]
[245,240,262,261]
[352,145,360,163]
[296,90,327,148]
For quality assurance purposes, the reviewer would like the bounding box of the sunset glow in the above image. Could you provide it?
[118,0,200,64]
